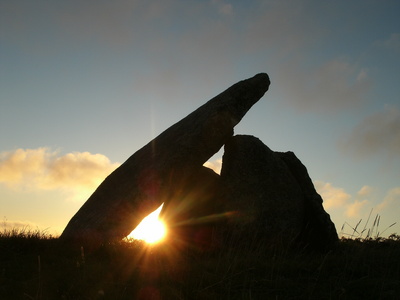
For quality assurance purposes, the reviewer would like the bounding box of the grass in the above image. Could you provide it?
[1,227,400,299]
[340,210,397,240]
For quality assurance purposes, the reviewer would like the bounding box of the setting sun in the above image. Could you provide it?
[128,203,166,244]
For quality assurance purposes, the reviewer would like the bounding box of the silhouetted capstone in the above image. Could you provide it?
[219,135,338,252]
[60,73,270,247]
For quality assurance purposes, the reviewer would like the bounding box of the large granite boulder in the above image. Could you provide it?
[60,74,270,247]
[219,135,305,246]
[277,151,338,252]
[219,135,338,252]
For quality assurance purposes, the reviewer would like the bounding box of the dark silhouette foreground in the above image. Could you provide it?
[61,74,271,247]
[61,73,338,252]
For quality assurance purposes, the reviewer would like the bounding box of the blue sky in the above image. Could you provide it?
[1,0,399,237]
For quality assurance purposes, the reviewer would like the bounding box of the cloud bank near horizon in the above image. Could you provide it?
[0,147,398,236]
[0,148,120,200]
[316,181,400,231]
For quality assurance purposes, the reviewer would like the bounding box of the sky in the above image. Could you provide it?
[1,0,399,238]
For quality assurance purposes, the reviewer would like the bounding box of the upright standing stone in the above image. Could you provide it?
[219,135,338,252]
[220,135,305,246]
[277,151,338,252]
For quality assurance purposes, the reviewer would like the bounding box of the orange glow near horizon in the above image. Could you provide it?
[128,203,166,244]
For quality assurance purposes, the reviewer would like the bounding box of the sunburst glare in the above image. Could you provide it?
[128,203,166,244]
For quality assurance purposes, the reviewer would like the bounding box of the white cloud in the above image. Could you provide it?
[315,181,370,219]
[0,148,48,184]
[0,148,119,199]
[315,181,351,209]
[345,199,369,218]
[357,185,374,197]
[316,180,399,236]
[340,105,400,158]
[376,187,400,212]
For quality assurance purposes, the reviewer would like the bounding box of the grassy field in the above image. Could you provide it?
[1,228,399,300]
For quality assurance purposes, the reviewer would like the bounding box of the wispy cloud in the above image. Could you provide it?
[357,185,374,197]
[240,0,322,55]
[316,180,399,228]
[2,0,373,114]
[375,33,400,53]
[0,148,119,200]
[274,57,372,113]
[376,187,400,212]
[0,0,182,51]
[340,105,400,158]
[212,0,233,16]
[345,199,369,219]
[316,181,369,218]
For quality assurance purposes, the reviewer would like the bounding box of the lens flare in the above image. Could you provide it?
[128,203,166,244]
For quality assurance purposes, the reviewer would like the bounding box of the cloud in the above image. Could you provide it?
[315,181,351,209]
[376,187,400,212]
[315,180,400,236]
[340,105,400,158]
[315,180,369,218]
[376,33,400,53]
[316,181,399,234]
[0,148,119,197]
[0,0,234,53]
[0,0,388,118]
[274,57,372,113]
[357,185,374,197]
[57,0,138,46]
[345,199,369,219]
[240,0,323,55]
[212,0,233,16]
[1,0,362,109]
[0,0,185,52]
